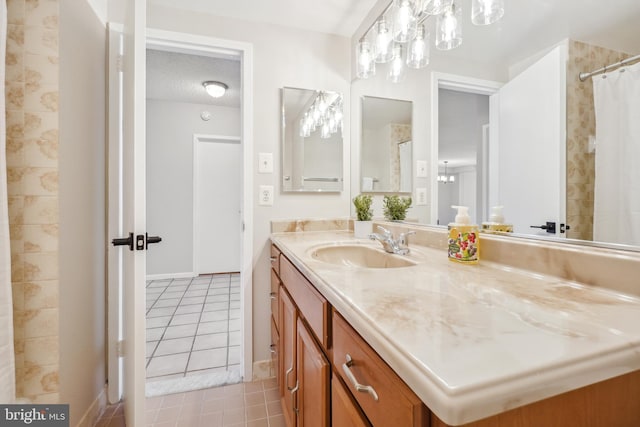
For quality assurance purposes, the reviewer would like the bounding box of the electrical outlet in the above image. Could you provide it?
[258,153,274,173]
[415,187,427,206]
[259,185,274,206]
[416,160,427,178]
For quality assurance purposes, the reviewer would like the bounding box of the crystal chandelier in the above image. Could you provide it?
[299,92,344,139]
[356,0,504,81]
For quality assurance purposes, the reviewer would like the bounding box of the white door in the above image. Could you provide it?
[107,1,147,425]
[194,135,242,274]
[490,45,567,237]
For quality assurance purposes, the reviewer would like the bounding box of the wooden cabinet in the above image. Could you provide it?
[333,310,429,427]
[272,245,429,427]
[332,375,371,427]
[296,317,329,427]
[279,286,298,427]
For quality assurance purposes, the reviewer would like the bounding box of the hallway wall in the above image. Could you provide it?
[146,100,240,277]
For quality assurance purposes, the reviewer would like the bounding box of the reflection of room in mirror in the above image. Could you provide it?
[361,96,412,193]
[282,87,344,192]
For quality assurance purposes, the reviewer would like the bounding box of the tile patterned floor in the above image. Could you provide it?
[146,274,241,381]
[94,379,285,427]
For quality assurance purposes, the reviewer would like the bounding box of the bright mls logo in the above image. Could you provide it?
[0,405,69,427]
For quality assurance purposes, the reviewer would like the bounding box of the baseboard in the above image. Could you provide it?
[146,272,196,281]
[252,359,275,381]
[76,386,107,427]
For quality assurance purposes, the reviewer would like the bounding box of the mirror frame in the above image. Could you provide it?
[360,95,413,194]
[281,86,344,193]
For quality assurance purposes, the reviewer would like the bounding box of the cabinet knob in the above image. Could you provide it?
[269,344,276,354]
[342,354,379,401]
[269,292,277,300]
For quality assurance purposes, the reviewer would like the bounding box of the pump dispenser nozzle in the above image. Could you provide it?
[451,205,471,225]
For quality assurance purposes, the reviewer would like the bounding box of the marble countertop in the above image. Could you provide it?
[270,230,640,426]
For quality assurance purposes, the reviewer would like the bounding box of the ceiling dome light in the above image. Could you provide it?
[203,81,228,98]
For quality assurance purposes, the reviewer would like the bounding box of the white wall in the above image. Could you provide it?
[147,5,352,363]
[146,100,241,276]
[58,0,106,424]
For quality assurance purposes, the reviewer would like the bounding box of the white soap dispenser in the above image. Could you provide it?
[482,206,514,233]
[448,205,479,264]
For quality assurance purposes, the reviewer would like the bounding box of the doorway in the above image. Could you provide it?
[107,27,254,404]
[142,35,250,396]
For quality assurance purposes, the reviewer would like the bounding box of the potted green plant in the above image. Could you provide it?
[352,194,373,238]
[383,195,412,221]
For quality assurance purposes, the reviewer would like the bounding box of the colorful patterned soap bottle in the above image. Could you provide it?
[448,205,479,264]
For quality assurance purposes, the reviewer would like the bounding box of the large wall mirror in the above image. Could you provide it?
[361,96,412,193]
[351,2,640,249]
[281,87,344,192]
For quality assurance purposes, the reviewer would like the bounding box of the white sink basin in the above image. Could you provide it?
[308,244,418,268]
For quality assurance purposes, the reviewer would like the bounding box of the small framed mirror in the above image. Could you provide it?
[281,87,344,192]
[361,96,412,193]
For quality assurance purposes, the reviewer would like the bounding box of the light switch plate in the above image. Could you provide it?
[415,187,427,206]
[416,160,427,178]
[258,153,273,173]
[259,185,274,206]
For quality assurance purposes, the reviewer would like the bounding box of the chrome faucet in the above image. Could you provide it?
[369,226,416,255]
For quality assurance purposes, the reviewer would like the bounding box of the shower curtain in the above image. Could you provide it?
[592,61,640,246]
[0,0,17,404]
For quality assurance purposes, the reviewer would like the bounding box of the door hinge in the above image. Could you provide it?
[116,340,124,357]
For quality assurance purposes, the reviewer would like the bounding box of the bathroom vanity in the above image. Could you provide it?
[270,224,640,427]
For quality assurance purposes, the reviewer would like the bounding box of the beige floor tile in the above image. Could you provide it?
[244,391,265,406]
[268,414,286,427]
[222,407,245,425]
[245,403,267,421]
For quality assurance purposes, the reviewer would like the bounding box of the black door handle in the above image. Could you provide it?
[112,232,134,250]
[112,232,162,251]
[530,222,556,234]
[146,233,162,249]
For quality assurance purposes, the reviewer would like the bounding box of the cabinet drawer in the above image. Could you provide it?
[332,311,428,427]
[280,256,330,349]
[270,245,281,276]
[270,269,280,330]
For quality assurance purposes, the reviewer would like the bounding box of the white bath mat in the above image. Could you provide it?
[145,367,243,397]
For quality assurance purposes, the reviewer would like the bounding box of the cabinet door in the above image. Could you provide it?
[296,318,329,427]
[279,287,297,427]
[270,317,280,387]
[270,269,280,331]
[332,375,371,427]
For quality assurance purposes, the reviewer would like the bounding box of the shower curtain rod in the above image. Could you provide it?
[579,53,640,82]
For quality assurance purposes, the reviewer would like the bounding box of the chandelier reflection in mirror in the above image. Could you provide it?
[356,0,504,82]
[438,160,455,183]
[299,91,344,139]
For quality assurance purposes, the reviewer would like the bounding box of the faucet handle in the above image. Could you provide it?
[376,225,392,237]
[398,231,416,246]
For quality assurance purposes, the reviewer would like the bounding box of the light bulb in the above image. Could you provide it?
[387,44,406,83]
[407,24,429,69]
[356,41,376,79]
[436,3,462,50]
[392,0,417,43]
[320,121,331,139]
[471,0,504,25]
[374,19,393,63]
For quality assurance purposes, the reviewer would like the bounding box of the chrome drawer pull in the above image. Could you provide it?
[269,344,276,354]
[270,292,277,300]
[270,256,277,263]
[342,354,379,401]
[285,366,295,390]
[291,380,299,414]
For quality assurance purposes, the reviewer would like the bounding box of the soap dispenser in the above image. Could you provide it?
[481,206,514,233]
[448,205,479,264]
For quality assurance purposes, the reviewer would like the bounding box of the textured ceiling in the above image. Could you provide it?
[146,49,241,108]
